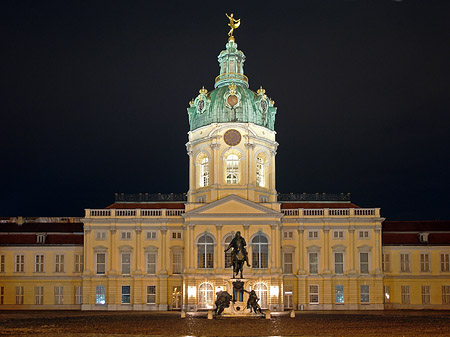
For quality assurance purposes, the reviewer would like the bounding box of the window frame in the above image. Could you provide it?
[121,285,131,304]
[309,252,319,275]
[147,285,156,304]
[360,285,370,304]
[35,286,44,305]
[335,285,344,304]
[420,253,430,272]
[441,254,450,272]
[74,254,84,273]
[401,285,410,304]
[54,286,64,305]
[334,252,344,275]
[55,254,65,273]
[309,284,319,304]
[251,233,269,269]
[400,253,411,273]
[96,285,106,305]
[197,233,214,269]
[35,254,45,273]
[121,252,131,275]
[15,254,25,273]
[96,253,106,275]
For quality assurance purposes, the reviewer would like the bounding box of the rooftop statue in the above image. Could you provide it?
[226,13,240,41]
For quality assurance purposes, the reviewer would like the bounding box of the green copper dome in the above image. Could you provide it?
[187,41,277,131]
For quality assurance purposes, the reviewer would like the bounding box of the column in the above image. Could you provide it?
[187,145,194,201]
[270,224,279,272]
[374,225,382,274]
[270,149,277,201]
[160,227,167,274]
[297,225,305,274]
[135,226,142,275]
[323,226,330,274]
[189,225,195,271]
[110,228,117,275]
[84,227,91,274]
[216,225,223,271]
[183,225,189,272]
[348,226,356,274]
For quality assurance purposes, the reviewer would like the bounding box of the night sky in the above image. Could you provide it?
[1,1,449,220]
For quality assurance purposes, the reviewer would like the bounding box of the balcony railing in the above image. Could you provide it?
[114,193,187,202]
[86,209,185,218]
[281,208,379,218]
[278,193,351,201]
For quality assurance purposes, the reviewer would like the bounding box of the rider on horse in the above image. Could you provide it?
[225,231,251,268]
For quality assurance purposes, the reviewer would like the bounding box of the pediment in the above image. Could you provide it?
[186,194,281,216]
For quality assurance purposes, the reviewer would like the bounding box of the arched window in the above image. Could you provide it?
[252,234,268,268]
[253,283,268,309]
[225,154,239,184]
[200,157,209,187]
[256,156,264,187]
[198,282,214,309]
[224,235,233,268]
[198,233,214,269]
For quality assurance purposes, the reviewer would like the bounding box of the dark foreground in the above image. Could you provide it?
[1,310,450,336]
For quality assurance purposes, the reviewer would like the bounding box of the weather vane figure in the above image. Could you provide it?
[226,13,241,42]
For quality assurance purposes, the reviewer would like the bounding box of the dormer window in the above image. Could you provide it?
[36,233,46,244]
[418,233,429,243]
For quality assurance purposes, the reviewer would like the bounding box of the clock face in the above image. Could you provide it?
[224,129,241,146]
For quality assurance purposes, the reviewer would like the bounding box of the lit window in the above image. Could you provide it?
[225,154,239,184]
[96,253,106,275]
[35,286,44,305]
[96,285,105,305]
[283,252,293,273]
[334,252,343,274]
[335,285,344,304]
[198,233,214,269]
[55,254,65,273]
[360,285,370,303]
[121,253,131,275]
[384,285,390,303]
[441,254,450,272]
[35,255,44,273]
[122,286,131,304]
[200,157,209,187]
[400,253,410,272]
[54,286,63,305]
[256,156,264,187]
[309,285,319,304]
[147,253,156,274]
[254,283,268,309]
[360,252,369,274]
[198,283,214,309]
[401,285,410,304]
[309,252,318,274]
[420,254,430,272]
[252,234,268,269]
[422,285,430,304]
[147,286,156,304]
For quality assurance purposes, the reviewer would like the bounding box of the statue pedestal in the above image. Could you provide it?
[221,278,263,317]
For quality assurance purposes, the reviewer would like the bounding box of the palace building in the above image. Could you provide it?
[1,28,449,311]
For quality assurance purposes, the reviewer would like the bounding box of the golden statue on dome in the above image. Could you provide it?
[226,13,240,42]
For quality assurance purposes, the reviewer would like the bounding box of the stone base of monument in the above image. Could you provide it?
[218,278,264,317]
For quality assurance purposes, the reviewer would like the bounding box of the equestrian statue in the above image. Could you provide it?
[225,231,250,279]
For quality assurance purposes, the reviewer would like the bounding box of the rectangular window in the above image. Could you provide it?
[172,231,182,239]
[283,230,294,239]
[384,285,390,303]
[400,254,410,272]
[15,286,24,304]
[35,255,44,273]
[55,254,65,273]
[360,252,369,274]
[309,252,318,274]
[147,253,156,274]
[121,253,131,275]
[443,285,450,304]
[75,254,84,273]
[422,285,430,304]
[54,286,63,304]
[382,253,390,272]
[0,254,5,273]
[358,230,369,239]
[401,285,410,304]
[333,231,344,239]
[420,254,430,272]
[360,285,370,303]
[308,231,319,239]
[122,285,131,304]
[121,231,132,240]
[96,253,106,275]
[309,285,319,304]
[96,285,106,305]
[172,252,182,274]
[441,254,450,272]
[146,231,157,240]
[35,286,44,305]
[334,252,344,274]
[283,252,293,273]
[75,286,82,305]
[15,254,25,273]
[335,285,344,304]
[0,286,4,305]
[95,231,106,240]
[147,285,156,304]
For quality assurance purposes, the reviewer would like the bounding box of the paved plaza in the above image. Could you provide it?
[1,310,449,336]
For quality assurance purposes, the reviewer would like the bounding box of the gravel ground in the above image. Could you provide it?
[1,310,450,336]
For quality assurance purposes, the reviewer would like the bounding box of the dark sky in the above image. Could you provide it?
[1,1,449,220]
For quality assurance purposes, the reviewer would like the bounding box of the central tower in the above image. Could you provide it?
[186,20,278,209]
